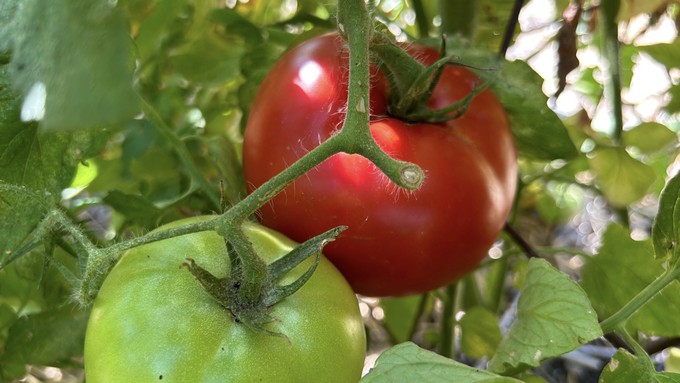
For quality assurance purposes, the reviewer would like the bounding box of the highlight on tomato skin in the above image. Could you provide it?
[242,33,518,297]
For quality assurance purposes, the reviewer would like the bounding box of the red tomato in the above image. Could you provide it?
[242,33,517,296]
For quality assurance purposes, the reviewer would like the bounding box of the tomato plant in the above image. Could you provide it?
[5,1,680,382]
[84,216,366,382]
[242,33,517,296]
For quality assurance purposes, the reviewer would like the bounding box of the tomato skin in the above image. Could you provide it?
[84,216,366,382]
[243,33,517,297]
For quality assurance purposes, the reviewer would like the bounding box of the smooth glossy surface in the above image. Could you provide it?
[84,216,366,382]
[243,34,517,296]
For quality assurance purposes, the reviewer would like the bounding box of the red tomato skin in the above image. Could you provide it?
[243,33,517,296]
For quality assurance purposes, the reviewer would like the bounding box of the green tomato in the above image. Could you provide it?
[84,216,366,382]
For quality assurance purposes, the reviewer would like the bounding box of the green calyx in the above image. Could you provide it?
[181,226,347,335]
[369,39,489,124]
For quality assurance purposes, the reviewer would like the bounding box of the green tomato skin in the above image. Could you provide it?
[84,216,366,382]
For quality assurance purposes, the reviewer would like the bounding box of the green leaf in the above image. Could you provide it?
[193,134,246,207]
[210,8,264,45]
[0,53,111,199]
[652,172,680,261]
[659,373,680,383]
[515,373,549,383]
[132,0,187,60]
[362,342,523,383]
[1,246,76,310]
[582,224,680,337]
[0,253,46,314]
[667,348,680,373]
[170,35,245,85]
[103,191,162,228]
[667,85,680,114]
[460,306,502,359]
[476,0,516,51]
[0,305,88,380]
[599,349,680,383]
[442,43,578,160]
[622,122,678,155]
[0,0,19,51]
[0,183,48,257]
[1,0,137,130]
[381,295,425,343]
[491,60,578,160]
[488,258,602,375]
[588,146,656,207]
[0,122,109,196]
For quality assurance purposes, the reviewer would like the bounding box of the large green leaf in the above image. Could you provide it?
[1,0,137,130]
[362,342,522,383]
[0,118,108,197]
[582,224,680,337]
[488,258,602,375]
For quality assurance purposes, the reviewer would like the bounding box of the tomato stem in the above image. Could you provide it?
[411,0,430,37]
[599,0,624,144]
[439,282,459,358]
[599,265,680,334]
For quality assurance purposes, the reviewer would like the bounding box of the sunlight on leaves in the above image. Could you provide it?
[622,122,678,155]
[588,146,656,207]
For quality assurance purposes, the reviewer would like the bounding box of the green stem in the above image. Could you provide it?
[486,257,508,312]
[438,0,477,40]
[107,219,217,255]
[617,326,649,359]
[49,209,99,256]
[75,212,217,304]
[411,0,430,37]
[599,0,624,143]
[140,98,221,210]
[439,282,458,358]
[600,266,680,333]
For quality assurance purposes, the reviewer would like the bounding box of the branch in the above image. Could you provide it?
[504,222,541,259]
